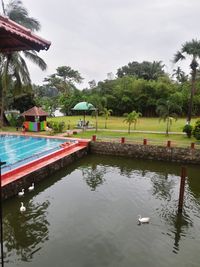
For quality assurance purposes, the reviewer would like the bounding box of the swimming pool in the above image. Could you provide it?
[0,135,70,172]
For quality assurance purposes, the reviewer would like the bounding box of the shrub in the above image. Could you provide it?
[192,120,200,140]
[183,124,193,138]
[48,121,65,133]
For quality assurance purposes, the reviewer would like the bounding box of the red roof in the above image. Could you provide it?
[21,106,49,116]
[0,15,51,53]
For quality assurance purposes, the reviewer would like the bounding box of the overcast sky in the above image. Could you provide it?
[9,0,200,88]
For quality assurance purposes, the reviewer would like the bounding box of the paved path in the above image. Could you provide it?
[83,128,186,135]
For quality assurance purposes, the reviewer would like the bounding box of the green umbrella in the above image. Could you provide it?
[72,102,96,126]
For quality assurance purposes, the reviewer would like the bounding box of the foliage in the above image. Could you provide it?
[192,119,200,140]
[173,39,200,124]
[117,60,166,80]
[47,121,65,133]
[183,124,193,138]
[43,66,83,95]
[0,0,47,127]
[100,107,112,129]
[123,111,142,133]
[156,99,181,135]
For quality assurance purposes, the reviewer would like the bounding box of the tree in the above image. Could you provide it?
[44,66,83,95]
[117,61,166,80]
[173,39,200,124]
[100,107,112,129]
[0,0,47,127]
[123,111,142,134]
[172,67,188,83]
[156,99,181,135]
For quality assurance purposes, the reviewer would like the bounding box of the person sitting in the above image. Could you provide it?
[85,121,89,127]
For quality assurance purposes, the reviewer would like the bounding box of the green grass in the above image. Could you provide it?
[1,116,199,148]
[47,115,197,132]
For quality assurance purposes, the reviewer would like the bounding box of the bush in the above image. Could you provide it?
[192,120,200,140]
[183,124,193,138]
[48,121,65,133]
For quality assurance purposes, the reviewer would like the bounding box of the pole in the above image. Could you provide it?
[0,161,5,267]
[178,167,187,213]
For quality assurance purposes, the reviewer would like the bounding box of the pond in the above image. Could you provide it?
[3,155,200,267]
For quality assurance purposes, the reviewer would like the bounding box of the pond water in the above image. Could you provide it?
[3,155,200,267]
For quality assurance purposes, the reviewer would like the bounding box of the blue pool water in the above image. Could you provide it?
[0,135,68,172]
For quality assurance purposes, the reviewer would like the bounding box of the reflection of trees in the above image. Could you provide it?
[81,164,106,191]
[150,173,175,201]
[3,200,50,262]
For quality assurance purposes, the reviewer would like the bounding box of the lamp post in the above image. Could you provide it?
[0,161,5,267]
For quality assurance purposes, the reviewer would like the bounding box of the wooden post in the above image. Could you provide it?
[92,135,96,142]
[167,140,171,147]
[178,167,187,213]
[143,139,147,145]
[191,143,195,149]
[121,137,125,144]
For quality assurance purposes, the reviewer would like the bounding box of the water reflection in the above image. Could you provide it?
[172,212,191,254]
[150,173,176,201]
[3,199,50,263]
[2,155,200,266]
[81,164,106,191]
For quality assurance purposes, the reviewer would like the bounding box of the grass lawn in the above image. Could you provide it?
[47,115,197,132]
[1,116,199,148]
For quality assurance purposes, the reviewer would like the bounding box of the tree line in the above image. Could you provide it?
[1,0,200,128]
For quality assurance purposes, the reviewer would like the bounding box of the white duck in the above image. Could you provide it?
[20,202,26,212]
[28,183,34,192]
[138,215,150,224]
[18,189,25,197]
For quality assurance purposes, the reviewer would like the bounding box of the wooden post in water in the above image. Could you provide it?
[178,167,187,213]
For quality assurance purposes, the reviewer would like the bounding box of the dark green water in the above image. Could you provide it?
[3,155,200,267]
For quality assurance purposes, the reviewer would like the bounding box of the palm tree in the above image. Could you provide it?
[156,99,181,136]
[172,66,188,83]
[0,0,47,127]
[100,107,112,129]
[173,39,200,124]
[123,111,142,134]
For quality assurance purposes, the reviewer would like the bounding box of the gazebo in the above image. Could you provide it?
[21,106,49,131]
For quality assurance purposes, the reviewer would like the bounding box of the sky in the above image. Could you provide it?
[6,0,200,88]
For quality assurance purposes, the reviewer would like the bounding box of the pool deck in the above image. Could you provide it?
[1,132,90,188]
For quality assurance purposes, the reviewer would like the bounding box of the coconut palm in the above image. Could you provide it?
[123,111,142,134]
[100,107,112,129]
[173,39,200,124]
[0,0,47,127]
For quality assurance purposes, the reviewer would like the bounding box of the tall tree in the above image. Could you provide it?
[0,0,47,127]
[117,61,165,80]
[173,39,200,124]
[43,66,83,95]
